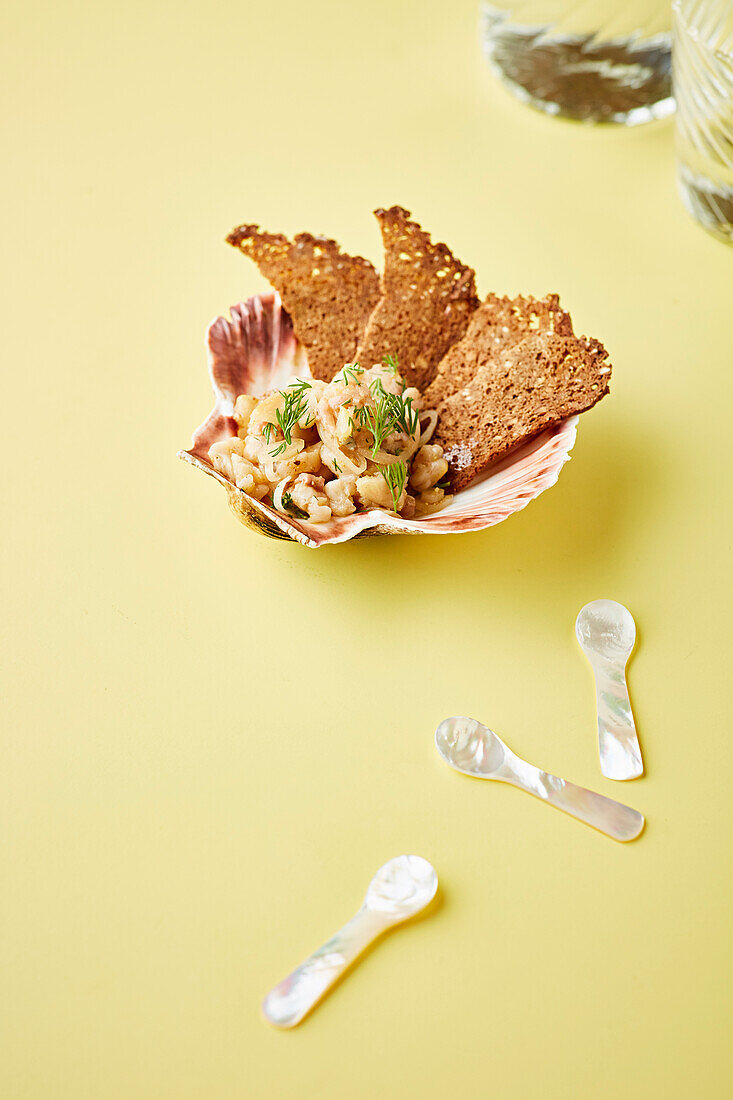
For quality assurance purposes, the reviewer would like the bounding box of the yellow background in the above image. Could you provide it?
[3,1,731,1096]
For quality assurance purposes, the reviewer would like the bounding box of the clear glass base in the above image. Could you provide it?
[482,11,673,125]
[672,2,733,243]
[677,165,733,244]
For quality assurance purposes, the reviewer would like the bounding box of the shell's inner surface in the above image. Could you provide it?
[364,856,438,918]
[179,294,580,546]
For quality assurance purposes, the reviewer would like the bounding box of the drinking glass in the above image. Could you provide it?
[673,0,733,242]
[481,1,673,124]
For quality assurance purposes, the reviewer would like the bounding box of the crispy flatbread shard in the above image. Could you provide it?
[355,207,479,391]
[423,293,574,407]
[226,225,381,381]
[434,332,611,491]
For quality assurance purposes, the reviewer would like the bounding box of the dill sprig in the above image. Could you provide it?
[281,491,309,520]
[353,390,393,455]
[381,461,408,513]
[381,352,399,374]
[267,380,312,456]
[262,421,276,443]
[355,378,419,454]
[383,381,419,437]
[341,362,364,385]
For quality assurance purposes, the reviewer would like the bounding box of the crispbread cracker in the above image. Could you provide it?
[434,332,611,491]
[227,224,380,381]
[355,207,479,391]
[424,292,574,407]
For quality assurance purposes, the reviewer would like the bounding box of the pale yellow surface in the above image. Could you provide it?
[2,2,731,1097]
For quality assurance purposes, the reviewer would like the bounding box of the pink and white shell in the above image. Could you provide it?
[178,294,578,548]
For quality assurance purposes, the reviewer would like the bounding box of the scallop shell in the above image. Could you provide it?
[178,294,578,548]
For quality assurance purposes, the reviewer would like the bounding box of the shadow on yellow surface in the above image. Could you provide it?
[299,409,671,604]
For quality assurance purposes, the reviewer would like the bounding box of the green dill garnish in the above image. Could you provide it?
[381,461,408,513]
[333,460,341,473]
[281,491,309,520]
[341,363,364,385]
[436,475,451,492]
[381,352,399,374]
[353,395,391,455]
[355,378,419,455]
[384,382,419,437]
[262,421,276,443]
[269,379,312,456]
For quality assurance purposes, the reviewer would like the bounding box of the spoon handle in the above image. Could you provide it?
[593,663,643,781]
[506,758,644,841]
[262,908,386,1028]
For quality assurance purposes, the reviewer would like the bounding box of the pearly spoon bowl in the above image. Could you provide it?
[363,855,438,918]
[575,599,643,780]
[436,715,508,777]
[576,599,635,663]
[262,856,437,1028]
[436,716,644,842]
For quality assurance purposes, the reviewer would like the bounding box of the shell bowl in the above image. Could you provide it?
[178,294,579,548]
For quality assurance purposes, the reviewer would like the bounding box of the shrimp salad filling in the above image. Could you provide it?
[208,358,451,524]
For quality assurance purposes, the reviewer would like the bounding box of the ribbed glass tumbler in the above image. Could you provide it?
[673,0,733,243]
[481,0,673,124]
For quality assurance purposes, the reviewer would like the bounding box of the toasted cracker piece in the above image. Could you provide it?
[226,225,381,381]
[434,332,611,491]
[355,207,479,391]
[424,292,574,407]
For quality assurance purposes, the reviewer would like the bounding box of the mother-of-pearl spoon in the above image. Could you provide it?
[262,855,438,1028]
[435,716,644,841]
[575,599,643,780]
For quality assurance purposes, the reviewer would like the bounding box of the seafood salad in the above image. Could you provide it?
[208,357,450,524]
